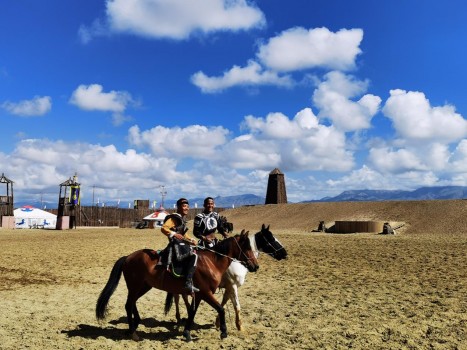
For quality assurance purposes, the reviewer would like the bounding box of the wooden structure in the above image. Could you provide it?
[56,173,80,230]
[134,199,149,209]
[47,206,227,228]
[334,221,384,233]
[265,168,287,204]
[0,173,15,228]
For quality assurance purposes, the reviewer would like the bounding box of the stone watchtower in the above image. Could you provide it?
[265,168,287,204]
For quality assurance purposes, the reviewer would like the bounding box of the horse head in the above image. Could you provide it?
[235,229,259,273]
[254,224,288,260]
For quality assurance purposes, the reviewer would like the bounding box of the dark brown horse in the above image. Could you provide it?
[95,231,259,342]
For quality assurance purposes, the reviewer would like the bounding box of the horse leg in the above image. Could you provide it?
[202,293,228,339]
[174,293,191,326]
[182,293,191,314]
[125,282,151,341]
[125,295,138,340]
[182,294,192,325]
[173,294,186,325]
[229,284,243,331]
[182,297,201,342]
[133,283,151,330]
[215,287,231,329]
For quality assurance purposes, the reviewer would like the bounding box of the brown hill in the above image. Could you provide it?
[220,199,467,234]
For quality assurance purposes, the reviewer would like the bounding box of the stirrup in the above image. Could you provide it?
[184,282,199,293]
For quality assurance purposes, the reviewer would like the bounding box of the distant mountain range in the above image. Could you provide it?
[168,194,266,209]
[189,186,467,206]
[13,186,467,209]
[307,186,467,202]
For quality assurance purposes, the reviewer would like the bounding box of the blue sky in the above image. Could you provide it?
[1,0,467,207]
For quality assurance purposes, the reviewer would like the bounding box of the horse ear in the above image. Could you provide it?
[262,223,265,230]
[267,225,270,230]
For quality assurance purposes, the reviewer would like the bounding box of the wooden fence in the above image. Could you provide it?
[48,206,227,228]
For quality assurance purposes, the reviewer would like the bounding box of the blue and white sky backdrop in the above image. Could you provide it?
[1,0,467,205]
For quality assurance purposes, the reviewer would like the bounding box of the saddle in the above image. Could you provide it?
[156,242,193,277]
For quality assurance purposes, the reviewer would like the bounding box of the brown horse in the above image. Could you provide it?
[95,231,259,342]
[167,224,288,330]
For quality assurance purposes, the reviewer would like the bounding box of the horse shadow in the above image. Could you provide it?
[62,317,214,342]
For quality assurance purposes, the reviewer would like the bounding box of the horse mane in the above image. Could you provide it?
[212,234,238,257]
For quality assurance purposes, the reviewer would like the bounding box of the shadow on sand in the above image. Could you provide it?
[62,316,214,342]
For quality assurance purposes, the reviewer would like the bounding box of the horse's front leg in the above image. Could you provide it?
[203,292,228,339]
[230,284,243,331]
[216,287,232,329]
[183,296,201,342]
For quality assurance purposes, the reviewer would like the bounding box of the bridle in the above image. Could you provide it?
[256,231,286,258]
[196,236,257,269]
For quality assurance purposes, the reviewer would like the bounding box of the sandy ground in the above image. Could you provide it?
[0,200,466,349]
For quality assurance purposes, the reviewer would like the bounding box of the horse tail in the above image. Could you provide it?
[164,293,174,315]
[96,255,127,320]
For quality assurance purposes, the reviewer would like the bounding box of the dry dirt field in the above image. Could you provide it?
[0,200,466,349]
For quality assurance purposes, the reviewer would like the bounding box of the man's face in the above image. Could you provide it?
[178,203,189,216]
[204,199,215,212]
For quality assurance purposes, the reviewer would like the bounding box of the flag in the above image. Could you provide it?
[70,186,80,205]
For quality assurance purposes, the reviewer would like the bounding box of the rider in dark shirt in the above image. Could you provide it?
[193,197,228,248]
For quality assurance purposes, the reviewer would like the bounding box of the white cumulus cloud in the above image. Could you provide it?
[80,0,265,42]
[69,84,135,125]
[382,89,467,143]
[2,96,52,117]
[312,71,381,131]
[257,27,363,72]
[69,84,133,113]
[4,138,179,202]
[227,108,354,171]
[450,140,467,173]
[191,26,365,93]
[128,124,229,158]
[191,60,293,93]
[368,147,427,173]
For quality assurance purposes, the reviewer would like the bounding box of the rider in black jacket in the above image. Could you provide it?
[193,197,228,248]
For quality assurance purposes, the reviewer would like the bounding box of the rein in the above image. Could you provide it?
[195,238,255,268]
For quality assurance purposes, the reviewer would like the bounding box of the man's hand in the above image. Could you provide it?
[203,236,212,243]
[173,233,185,241]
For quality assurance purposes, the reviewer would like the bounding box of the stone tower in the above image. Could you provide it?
[265,168,287,204]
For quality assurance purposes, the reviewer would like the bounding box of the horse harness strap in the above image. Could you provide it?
[195,238,254,268]
[257,234,286,257]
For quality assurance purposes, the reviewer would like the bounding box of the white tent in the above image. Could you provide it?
[14,206,57,229]
[143,208,168,228]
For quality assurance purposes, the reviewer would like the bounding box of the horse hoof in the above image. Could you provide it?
[221,332,228,339]
[183,330,192,342]
[130,332,140,341]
